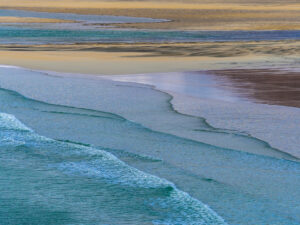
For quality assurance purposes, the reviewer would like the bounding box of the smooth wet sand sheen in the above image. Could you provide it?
[208,69,300,108]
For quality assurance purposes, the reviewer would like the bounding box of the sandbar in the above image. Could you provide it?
[0,16,73,23]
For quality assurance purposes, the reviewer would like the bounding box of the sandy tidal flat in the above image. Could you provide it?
[1,0,300,30]
[1,41,300,74]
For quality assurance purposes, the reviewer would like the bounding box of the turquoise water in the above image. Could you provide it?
[1,8,300,225]
[0,112,226,224]
[1,25,300,44]
[0,67,300,224]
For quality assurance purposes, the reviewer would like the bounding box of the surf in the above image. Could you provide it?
[0,112,226,224]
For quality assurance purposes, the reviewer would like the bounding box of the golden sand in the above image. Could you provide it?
[2,41,300,58]
[1,0,299,74]
[0,41,299,75]
[1,0,300,30]
[0,50,259,74]
[1,0,300,10]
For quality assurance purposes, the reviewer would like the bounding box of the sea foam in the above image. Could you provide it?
[0,111,227,225]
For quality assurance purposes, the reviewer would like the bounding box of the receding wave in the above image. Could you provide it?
[0,112,227,224]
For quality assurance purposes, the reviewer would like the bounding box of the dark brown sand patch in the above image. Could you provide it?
[208,69,300,108]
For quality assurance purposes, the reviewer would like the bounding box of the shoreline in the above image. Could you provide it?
[0,64,299,159]
[2,65,299,224]
[99,71,300,158]
[1,1,299,223]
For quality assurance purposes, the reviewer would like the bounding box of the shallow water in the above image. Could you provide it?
[0,67,299,224]
[0,66,294,159]
[0,9,166,24]
[104,71,300,158]
[2,25,300,45]
[0,112,226,225]
[0,23,300,45]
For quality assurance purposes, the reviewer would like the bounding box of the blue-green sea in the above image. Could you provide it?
[0,66,299,224]
[0,8,300,225]
[1,26,300,44]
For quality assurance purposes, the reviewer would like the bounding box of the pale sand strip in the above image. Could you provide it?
[0,16,73,23]
[1,0,300,10]
[0,50,297,75]
[0,50,238,75]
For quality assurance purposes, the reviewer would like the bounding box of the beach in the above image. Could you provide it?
[1,41,300,74]
[0,1,300,224]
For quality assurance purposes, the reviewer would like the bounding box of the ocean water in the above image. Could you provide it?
[1,25,300,44]
[0,67,299,224]
[0,112,225,225]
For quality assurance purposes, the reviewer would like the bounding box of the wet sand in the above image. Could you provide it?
[208,69,300,108]
[2,41,300,57]
[101,70,300,158]
[105,69,300,108]
[1,0,300,30]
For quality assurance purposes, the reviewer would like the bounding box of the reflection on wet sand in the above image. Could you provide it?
[208,69,300,108]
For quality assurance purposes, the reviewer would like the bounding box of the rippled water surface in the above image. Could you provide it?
[0,112,227,224]
[0,67,299,224]
[1,26,300,44]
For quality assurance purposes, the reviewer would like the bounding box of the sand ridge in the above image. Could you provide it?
[2,41,300,57]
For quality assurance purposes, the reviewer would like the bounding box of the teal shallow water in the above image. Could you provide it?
[0,67,300,224]
[2,25,300,44]
[0,113,226,225]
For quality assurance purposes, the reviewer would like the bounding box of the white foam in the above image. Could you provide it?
[0,65,22,69]
[52,144,227,224]
[0,113,32,132]
[0,111,227,225]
